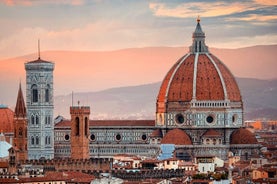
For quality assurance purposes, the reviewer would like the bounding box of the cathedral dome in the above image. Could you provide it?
[157,19,242,113]
[161,129,192,145]
[0,105,14,133]
[230,128,258,144]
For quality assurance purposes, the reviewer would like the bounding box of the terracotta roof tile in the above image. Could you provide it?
[230,128,258,144]
[202,129,221,137]
[55,119,155,128]
[161,129,192,145]
[0,107,14,133]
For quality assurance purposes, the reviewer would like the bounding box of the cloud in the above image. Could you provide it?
[0,0,85,6]
[149,1,275,19]
[1,0,32,6]
[254,0,277,6]
[227,14,277,22]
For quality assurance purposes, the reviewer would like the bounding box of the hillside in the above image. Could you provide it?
[0,45,276,120]
[55,78,277,121]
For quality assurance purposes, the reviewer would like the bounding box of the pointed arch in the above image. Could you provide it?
[31,84,38,103]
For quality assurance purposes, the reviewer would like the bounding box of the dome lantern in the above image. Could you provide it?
[189,17,209,53]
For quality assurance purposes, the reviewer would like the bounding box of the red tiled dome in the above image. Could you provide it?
[0,106,14,133]
[161,129,192,145]
[230,128,258,144]
[156,19,242,113]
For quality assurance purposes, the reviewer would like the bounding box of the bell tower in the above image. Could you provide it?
[25,52,55,159]
[13,83,28,161]
[70,104,90,159]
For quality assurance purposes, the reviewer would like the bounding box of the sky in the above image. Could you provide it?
[0,0,276,59]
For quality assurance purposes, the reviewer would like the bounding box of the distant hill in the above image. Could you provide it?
[0,45,276,120]
[55,78,277,121]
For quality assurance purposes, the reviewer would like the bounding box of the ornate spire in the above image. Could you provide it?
[189,17,209,53]
[15,82,26,118]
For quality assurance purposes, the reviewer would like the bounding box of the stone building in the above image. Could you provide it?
[53,18,260,161]
[13,83,28,162]
[154,18,260,160]
[25,56,55,159]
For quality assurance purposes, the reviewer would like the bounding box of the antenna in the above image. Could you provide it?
[38,39,41,59]
[72,91,74,107]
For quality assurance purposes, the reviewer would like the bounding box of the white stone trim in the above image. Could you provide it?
[165,53,191,100]
[205,53,228,100]
[192,53,199,99]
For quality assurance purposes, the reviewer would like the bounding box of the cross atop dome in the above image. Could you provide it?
[189,17,209,53]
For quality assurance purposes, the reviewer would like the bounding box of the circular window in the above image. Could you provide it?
[175,114,185,124]
[115,134,122,141]
[141,134,147,141]
[206,115,214,124]
[64,134,70,141]
[90,134,96,141]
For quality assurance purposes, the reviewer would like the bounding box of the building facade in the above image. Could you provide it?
[13,83,28,161]
[25,57,55,159]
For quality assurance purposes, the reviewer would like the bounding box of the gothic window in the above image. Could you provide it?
[19,127,23,137]
[36,136,39,145]
[206,139,210,145]
[45,84,50,102]
[48,136,50,145]
[45,136,48,145]
[31,84,38,103]
[85,117,88,136]
[36,115,39,125]
[31,115,35,125]
[31,137,35,145]
[75,117,80,136]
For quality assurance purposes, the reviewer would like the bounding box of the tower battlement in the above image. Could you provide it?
[70,106,90,115]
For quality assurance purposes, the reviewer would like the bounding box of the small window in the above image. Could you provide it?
[206,115,214,124]
[36,115,39,125]
[45,84,50,102]
[31,115,35,125]
[31,84,38,103]
[115,133,122,141]
[36,136,39,145]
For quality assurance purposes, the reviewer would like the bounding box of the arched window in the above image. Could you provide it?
[19,127,23,137]
[48,136,51,145]
[85,117,88,136]
[75,117,80,136]
[36,115,39,125]
[31,84,38,103]
[45,84,50,102]
[31,137,35,145]
[45,136,48,145]
[31,115,35,125]
[36,136,39,145]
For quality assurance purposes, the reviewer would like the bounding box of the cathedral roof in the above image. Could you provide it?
[161,129,192,145]
[55,119,155,128]
[14,83,26,118]
[150,129,163,138]
[157,19,241,113]
[230,128,258,144]
[0,106,14,133]
[202,129,221,137]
